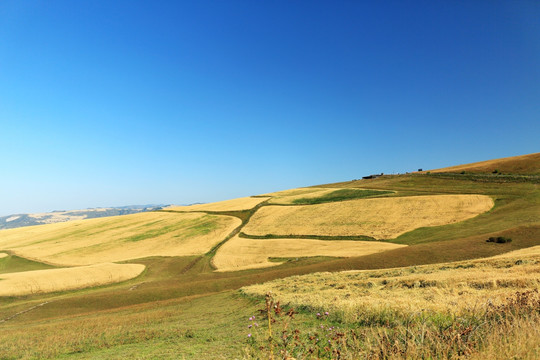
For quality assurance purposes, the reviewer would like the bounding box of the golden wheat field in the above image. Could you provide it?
[0,253,8,259]
[243,194,494,239]
[0,212,240,266]
[0,263,145,296]
[242,245,540,321]
[166,196,269,212]
[212,235,405,271]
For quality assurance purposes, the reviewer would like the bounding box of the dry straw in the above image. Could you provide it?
[0,263,145,296]
[243,194,494,239]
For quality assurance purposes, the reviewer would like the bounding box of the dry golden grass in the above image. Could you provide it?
[427,152,540,175]
[0,263,145,296]
[243,194,494,239]
[492,244,540,258]
[212,235,406,271]
[0,212,240,266]
[242,246,540,321]
[0,253,8,259]
[167,196,269,212]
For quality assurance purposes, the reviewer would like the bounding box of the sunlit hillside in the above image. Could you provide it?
[0,153,538,359]
[427,152,540,175]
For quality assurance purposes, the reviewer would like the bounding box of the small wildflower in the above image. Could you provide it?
[324,311,329,316]
[249,316,253,321]
[248,324,252,328]
[248,333,252,337]
[254,323,258,327]
[316,312,321,317]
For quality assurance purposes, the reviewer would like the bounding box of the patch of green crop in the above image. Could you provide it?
[292,189,393,205]
[0,255,56,274]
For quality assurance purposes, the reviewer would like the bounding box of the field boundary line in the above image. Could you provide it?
[0,301,52,323]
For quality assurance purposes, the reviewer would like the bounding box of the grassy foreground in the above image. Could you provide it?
[0,155,539,359]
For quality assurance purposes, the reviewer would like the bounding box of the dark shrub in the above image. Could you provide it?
[495,236,512,243]
[487,236,512,243]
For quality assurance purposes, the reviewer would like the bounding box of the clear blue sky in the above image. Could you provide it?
[1,1,539,216]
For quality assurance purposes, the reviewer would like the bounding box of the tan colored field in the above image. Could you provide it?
[427,152,540,175]
[243,194,494,239]
[242,245,540,321]
[0,212,240,266]
[266,188,338,204]
[212,235,406,271]
[492,245,540,259]
[0,263,145,296]
[0,253,8,259]
[167,196,269,212]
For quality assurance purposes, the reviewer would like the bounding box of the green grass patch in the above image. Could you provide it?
[0,254,56,274]
[291,188,393,205]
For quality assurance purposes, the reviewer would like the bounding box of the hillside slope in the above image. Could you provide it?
[427,152,540,175]
[0,153,539,359]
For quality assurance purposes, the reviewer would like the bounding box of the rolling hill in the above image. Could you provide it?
[0,153,538,359]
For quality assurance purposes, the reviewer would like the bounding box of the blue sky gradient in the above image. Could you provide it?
[1,1,539,215]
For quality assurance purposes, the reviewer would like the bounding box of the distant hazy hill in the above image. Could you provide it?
[0,205,166,230]
[428,152,540,175]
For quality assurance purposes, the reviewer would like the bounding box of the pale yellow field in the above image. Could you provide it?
[266,188,339,205]
[167,196,269,212]
[242,246,540,321]
[212,235,406,271]
[0,253,8,259]
[243,194,494,239]
[492,245,540,258]
[0,212,240,266]
[0,263,145,296]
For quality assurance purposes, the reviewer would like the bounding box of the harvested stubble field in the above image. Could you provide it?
[166,196,269,212]
[0,212,240,266]
[242,245,540,322]
[212,235,406,271]
[243,194,494,239]
[0,263,145,296]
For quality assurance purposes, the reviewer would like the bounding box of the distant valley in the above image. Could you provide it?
[0,205,167,230]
